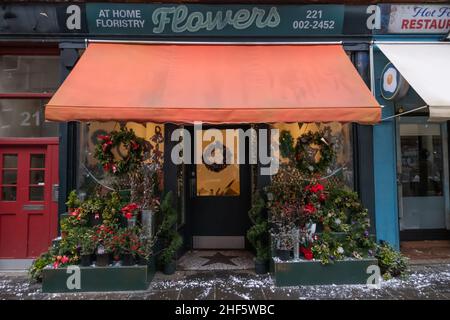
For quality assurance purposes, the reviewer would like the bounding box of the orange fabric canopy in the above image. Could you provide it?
[45,43,380,124]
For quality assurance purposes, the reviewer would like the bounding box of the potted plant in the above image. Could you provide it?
[273,224,295,261]
[116,227,140,266]
[79,231,95,267]
[121,203,140,228]
[158,192,183,275]
[247,192,270,274]
[92,224,114,267]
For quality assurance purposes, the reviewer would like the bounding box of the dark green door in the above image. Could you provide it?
[186,126,251,249]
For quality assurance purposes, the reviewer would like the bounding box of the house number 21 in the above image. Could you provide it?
[20,111,40,127]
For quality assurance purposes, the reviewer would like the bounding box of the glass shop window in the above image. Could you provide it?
[271,122,354,188]
[0,55,59,93]
[0,55,60,137]
[78,122,165,197]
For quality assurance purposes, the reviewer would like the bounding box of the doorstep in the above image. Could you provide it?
[0,259,33,271]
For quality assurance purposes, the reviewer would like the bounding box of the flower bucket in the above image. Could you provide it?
[255,260,269,274]
[121,253,135,266]
[95,253,110,267]
[80,254,92,267]
[276,249,291,261]
[163,261,176,275]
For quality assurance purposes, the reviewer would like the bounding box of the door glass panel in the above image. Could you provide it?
[2,154,17,168]
[30,170,45,184]
[196,129,240,196]
[400,125,443,197]
[29,186,44,201]
[30,154,45,168]
[2,186,16,201]
[0,99,58,137]
[2,170,17,184]
[399,122,446,230]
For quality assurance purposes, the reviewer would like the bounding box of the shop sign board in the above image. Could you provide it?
[382,4,450,34]
[0,3,376,37]
[0,3,449,37]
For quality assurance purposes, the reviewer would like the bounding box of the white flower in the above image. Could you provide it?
[335,218,341,225]
[337,246,344,254]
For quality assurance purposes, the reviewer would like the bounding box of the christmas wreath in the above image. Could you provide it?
[294,131,334,175]
[202,141,232,173]
[94,127,147,175]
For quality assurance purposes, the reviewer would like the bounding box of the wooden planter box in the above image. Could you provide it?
[273,257,378,286]
[42,257,156,293]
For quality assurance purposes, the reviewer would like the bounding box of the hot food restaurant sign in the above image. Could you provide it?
[379,4,450,34]
[0,3,449,37]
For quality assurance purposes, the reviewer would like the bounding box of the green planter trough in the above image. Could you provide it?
[42,257,156,293]
[273,257,378,286]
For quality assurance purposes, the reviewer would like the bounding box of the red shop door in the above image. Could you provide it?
[0,140,58,258]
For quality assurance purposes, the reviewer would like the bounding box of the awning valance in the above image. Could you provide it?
[377,43,450,122]
[45,43,380,124]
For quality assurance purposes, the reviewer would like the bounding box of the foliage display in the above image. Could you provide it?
[29,125,169,281]
[158,192,183,266]
[265,130,408,278]
[94,127,147,175]
[247,192,270,263]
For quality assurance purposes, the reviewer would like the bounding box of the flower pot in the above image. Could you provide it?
[80,254,92,267]
[121,253,135,266]
[277,249,291,261]
[163,260,176,275]
[127,216,137,228]
[95,253,110,267]
[254,260,269,274]
[137,256,148,266]
[88,213,102,227]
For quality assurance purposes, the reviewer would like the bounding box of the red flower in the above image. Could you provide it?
[305,183,324,193]
[103,162,111,172]
[131,140,139,151]
[125,212,133,220]
[98,134,110,142]
[319,193,327,202]
[61,256,69,264]
[304,203,316,215]
[304,251,314,260]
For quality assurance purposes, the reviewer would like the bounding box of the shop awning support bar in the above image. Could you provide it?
[381,105,428,121]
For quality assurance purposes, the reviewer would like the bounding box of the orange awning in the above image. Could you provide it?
[45,43,380,124]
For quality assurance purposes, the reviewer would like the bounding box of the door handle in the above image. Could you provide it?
[190,177,196,198]
[52,184,59,202]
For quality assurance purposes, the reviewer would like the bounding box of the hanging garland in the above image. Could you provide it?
[202,141,232,173]
[280,130,295,159]
[294,131,335,175]
[94,127,147,175]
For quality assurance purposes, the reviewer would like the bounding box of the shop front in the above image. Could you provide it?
[45,41,380,257]
[1,2,385,267]
[372,3,450,244]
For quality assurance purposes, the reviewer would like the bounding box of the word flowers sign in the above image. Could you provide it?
[86,3,347,36]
